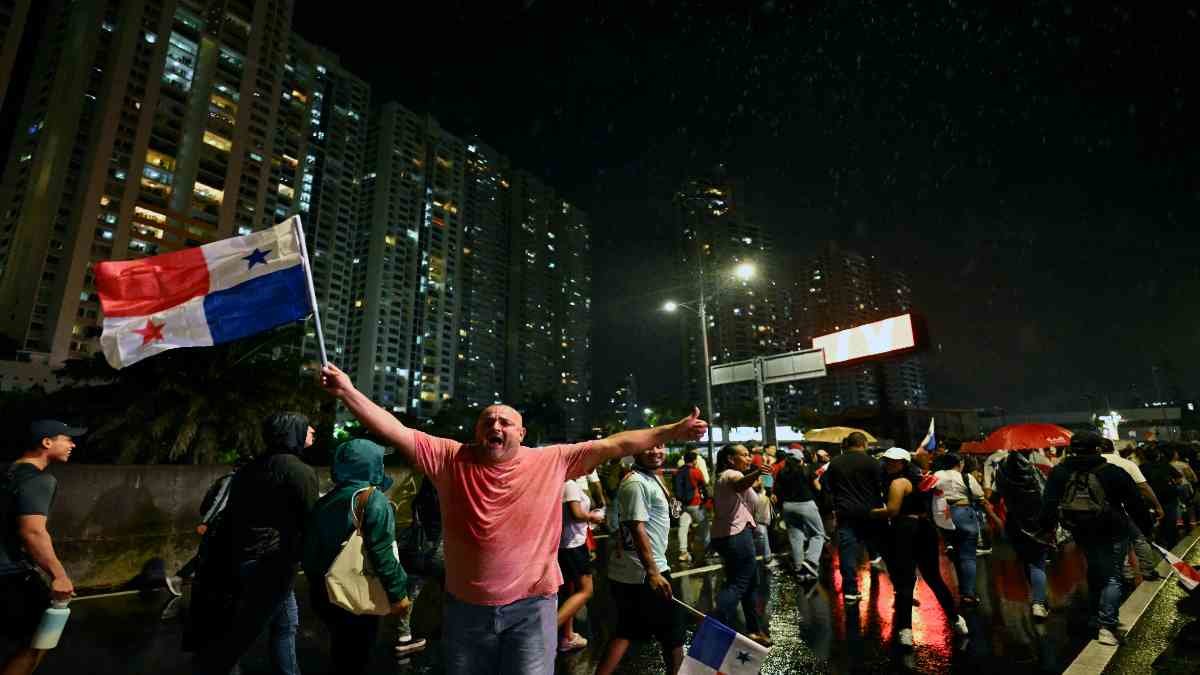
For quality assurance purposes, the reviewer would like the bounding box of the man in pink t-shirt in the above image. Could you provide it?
[319,364,707,675]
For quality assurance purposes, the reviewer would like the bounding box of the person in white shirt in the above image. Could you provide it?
[558,479,604,652]
[1102,439,1162,581]
[934,454,990,605]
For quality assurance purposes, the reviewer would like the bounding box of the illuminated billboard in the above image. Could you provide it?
[812,313,916,366]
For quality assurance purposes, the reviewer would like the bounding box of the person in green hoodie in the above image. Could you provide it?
[303,439,410,674]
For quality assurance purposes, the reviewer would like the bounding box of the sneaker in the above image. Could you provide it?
[953,615,969,637]
[898,628,914,648]
[767,559,782,571]
[395,637,428,656]
[678,551,692,563]
[748,632,773,647]
[164,575,183,597]
[844,593,861,603]
[559,633,588,652]
[1097,628,1120,646]
[976,547,993,557]
[1032,603,1049,619]
[870,557,886,571]
[801,560,821,578]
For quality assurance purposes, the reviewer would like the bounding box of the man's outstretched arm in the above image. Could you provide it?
[584,407,708,471]
[320,364,418,463]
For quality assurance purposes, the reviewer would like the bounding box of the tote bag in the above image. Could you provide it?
[325,486,392,616]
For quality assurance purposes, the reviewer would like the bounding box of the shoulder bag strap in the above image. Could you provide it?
[350,486,376,532]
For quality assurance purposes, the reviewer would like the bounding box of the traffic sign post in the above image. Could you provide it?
[708,348,827,445]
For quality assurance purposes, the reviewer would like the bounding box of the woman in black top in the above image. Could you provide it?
[871,447,967,649]
[774,448,825,579]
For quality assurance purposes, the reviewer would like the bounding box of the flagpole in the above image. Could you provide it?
[292,216,329,367]
[671,596,707,622]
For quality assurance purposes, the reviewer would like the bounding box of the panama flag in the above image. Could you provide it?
[919,418,937,451]
[1152,543,1200,592]
[95,216,314,369]
[680,617,769,675]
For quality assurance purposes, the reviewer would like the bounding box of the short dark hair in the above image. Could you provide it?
[844,432,868,450]
[1070,430,1104,454]
[683,450,698,464]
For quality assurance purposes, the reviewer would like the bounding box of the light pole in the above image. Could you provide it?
[663,261,756,487]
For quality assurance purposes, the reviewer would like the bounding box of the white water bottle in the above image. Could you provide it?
[31,600,70,650]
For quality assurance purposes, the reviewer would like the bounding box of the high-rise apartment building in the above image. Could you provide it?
[0,0,32,111]
[454,140,511,410]
[782,241,927,414]
[277,36,368,362]
[0,1,368,367]
[351,110,593,434]
[350,103,466,417]
[0,0,295,363]
[674,175,778,422]
[504,170,592,437]
[0,2,595,430]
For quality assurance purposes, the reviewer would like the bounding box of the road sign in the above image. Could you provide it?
[709,349,826,387]
[709,358,758,386]
[758,348,826,385]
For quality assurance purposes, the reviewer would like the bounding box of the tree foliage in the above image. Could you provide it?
[1,326,333,464]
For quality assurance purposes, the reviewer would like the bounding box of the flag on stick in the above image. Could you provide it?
[679,615,769,675]
[95,216,320,368]
[1152,543,1200,592]
[919,418,937,451]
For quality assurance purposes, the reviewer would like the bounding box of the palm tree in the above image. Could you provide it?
[47,325,331,464]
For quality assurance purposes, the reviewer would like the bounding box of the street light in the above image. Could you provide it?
[734,262,755,281]
[661,260,758,487]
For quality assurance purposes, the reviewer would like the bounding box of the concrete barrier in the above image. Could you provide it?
[43,463,419,590]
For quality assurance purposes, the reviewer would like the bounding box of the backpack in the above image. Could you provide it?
[996,455,1044,522]
[673,466,696,506]
[1058,465,1111,532]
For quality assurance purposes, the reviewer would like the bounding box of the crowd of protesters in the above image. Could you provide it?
[5,374,1200,675]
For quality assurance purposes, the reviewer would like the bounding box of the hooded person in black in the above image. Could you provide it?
[991,450,1052,618]
[196,412,319,675]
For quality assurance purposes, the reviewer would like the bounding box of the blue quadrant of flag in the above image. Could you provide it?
[687,617,737,669]
[204,264,309,344]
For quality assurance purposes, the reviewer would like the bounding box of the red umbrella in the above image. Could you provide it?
[962,423,1073,453]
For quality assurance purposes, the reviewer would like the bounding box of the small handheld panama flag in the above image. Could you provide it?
[679,616,769,675]
[1152,543,1200,593]
[919,418,937,451]
[95,216,325,369]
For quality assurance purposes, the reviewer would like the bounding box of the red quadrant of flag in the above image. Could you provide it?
[94,246,210,318]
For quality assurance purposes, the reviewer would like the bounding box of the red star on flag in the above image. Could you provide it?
[132,319,165,346]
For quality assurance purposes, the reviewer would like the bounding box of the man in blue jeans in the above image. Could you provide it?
[195,413,318,675]
[1039,431,1143,646]
[321,364,707,675]
[820,432,884,603]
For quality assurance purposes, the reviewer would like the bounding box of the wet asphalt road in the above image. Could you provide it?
[11,524,1177,674]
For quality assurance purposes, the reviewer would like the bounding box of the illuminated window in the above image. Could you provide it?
[193,182,224,204]
[145,149,176,171]
[133,206,167,224]
[162,32,197,91]
[276,183,294,199]
[203,131,232,152]
[133,223,165,240]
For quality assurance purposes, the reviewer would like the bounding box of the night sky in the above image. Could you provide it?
[296,1,1200,414]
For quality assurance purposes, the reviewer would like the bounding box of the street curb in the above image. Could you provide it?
[1063,527,1200,675]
